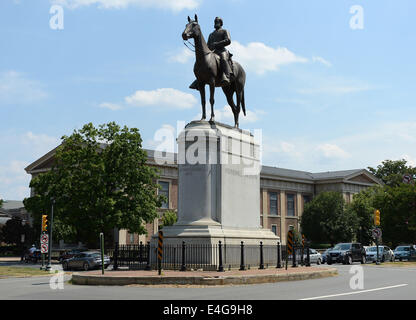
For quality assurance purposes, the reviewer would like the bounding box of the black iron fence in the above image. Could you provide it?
[110,241,312,271]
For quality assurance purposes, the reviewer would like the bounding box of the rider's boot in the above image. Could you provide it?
[189,80,199,90]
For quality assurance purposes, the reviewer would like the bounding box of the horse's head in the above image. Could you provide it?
[182,14,201,41]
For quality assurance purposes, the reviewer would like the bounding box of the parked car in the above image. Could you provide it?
[394,245,416,261]
[304,248,322,264]
[326,243,366,265]
[321,248,332,264]
[58,249,86,263]
[366,246,394,262]
[62,251,111,271]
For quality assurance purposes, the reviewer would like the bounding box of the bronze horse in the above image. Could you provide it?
[182,15,246,128]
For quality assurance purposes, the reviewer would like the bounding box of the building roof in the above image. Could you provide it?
[1,200,24,211]
[25,145,383,186]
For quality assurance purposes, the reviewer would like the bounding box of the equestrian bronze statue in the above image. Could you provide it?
[182,15,247,128]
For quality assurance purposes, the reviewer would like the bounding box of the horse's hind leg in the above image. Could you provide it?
[222,86,239,128]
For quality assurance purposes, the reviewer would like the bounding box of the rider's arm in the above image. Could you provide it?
[215,30,231,48]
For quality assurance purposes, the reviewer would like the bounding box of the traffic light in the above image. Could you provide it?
[42,215,48,232]
[374,210,380,226]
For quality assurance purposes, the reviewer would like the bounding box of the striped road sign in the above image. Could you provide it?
[157,231,163,261]
[287,230,294,255]
[302,234,305,248]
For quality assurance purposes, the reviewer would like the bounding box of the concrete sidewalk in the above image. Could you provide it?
[72,266,338,286]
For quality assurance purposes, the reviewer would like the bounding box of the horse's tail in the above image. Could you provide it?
[241,89,246,116]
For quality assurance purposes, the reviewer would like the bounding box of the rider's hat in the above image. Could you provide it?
[214,17,223,27]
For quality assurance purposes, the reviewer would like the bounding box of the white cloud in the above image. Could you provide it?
[316,143,350,159]
[168,47,194,64]
[403,154,416,167]
[51,0,200,11]
[21,132,61,156]
[0,71,47,105]
[99,102,123,111]
[0,160,30,200]
[125,88,197,109]
[312,56,332,67]
[229,41,308,75]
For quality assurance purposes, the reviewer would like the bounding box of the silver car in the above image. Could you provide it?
[62,251,111,271]
[366,246,394,262]
[304,248,322,265]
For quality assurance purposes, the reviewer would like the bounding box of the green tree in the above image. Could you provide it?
[368,159,416,187]
[160,210,177,228]
[346,186,384,246]
[301,191,359,246]
[1,217,25,245]
[0,199,3,208]
[373,184,416,247]
[24,122,163,247]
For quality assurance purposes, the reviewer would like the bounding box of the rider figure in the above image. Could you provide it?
[190,17,233,89]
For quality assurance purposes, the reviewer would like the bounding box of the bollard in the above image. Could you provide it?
[301,246,304,266]
[277,242,282,268]
[113,242,119,271]
[259,241,264,269]
[180,241,186,271]
[218,241,224,272]
[145,241,151,271]
[239,241,245,271]
[292,245,297,268]
[100,233,105,275]
[157,231,163,275]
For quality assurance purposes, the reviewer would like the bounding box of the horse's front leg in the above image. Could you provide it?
[199,83,206,120]
[209,83,215,122]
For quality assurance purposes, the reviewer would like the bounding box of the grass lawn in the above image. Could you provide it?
[0,266,54,278]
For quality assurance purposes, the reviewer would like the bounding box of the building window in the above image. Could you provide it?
[287,194,295,216]
[271,225,277,236]
[159,181,169,209]
[129,233,134,244]
[269,192,278,215]
[303,195,312,205]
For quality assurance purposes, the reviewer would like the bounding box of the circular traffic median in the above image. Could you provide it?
[71,266,338,286]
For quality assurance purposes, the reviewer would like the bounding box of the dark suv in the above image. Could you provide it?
[327,243,366,265]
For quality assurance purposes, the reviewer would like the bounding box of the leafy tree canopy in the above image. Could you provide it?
[24,122,163,247]
[301,191,359,246]
[160,210,177,228]
[368,159,416,187]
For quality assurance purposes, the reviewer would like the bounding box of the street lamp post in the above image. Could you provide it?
[46,197,55,271]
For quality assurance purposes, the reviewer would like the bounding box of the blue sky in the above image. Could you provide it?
[1,0,416,200]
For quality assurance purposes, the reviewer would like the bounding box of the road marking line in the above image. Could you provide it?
[300,284,408,300]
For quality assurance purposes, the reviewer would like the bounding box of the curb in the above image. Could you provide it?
[71,268,338,286]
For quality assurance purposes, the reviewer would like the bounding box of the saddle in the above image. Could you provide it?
[189,51,234,90]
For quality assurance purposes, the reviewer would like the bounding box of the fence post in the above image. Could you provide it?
[259,241,264,269]
[139,241,143,263]
[276,242,282,268]
[218,241,224,272]
[301,246,304,266]
[180,241,186,271]
[239,241,245,271]
[145,241,151,270]
[113,242,119,271]
[306,242,311,267]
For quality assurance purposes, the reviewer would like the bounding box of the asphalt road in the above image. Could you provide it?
[1,264,415,300]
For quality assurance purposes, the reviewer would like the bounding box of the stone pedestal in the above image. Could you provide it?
[157,121,279,246]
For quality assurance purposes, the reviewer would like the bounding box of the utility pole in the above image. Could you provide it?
[46,198,55,271]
